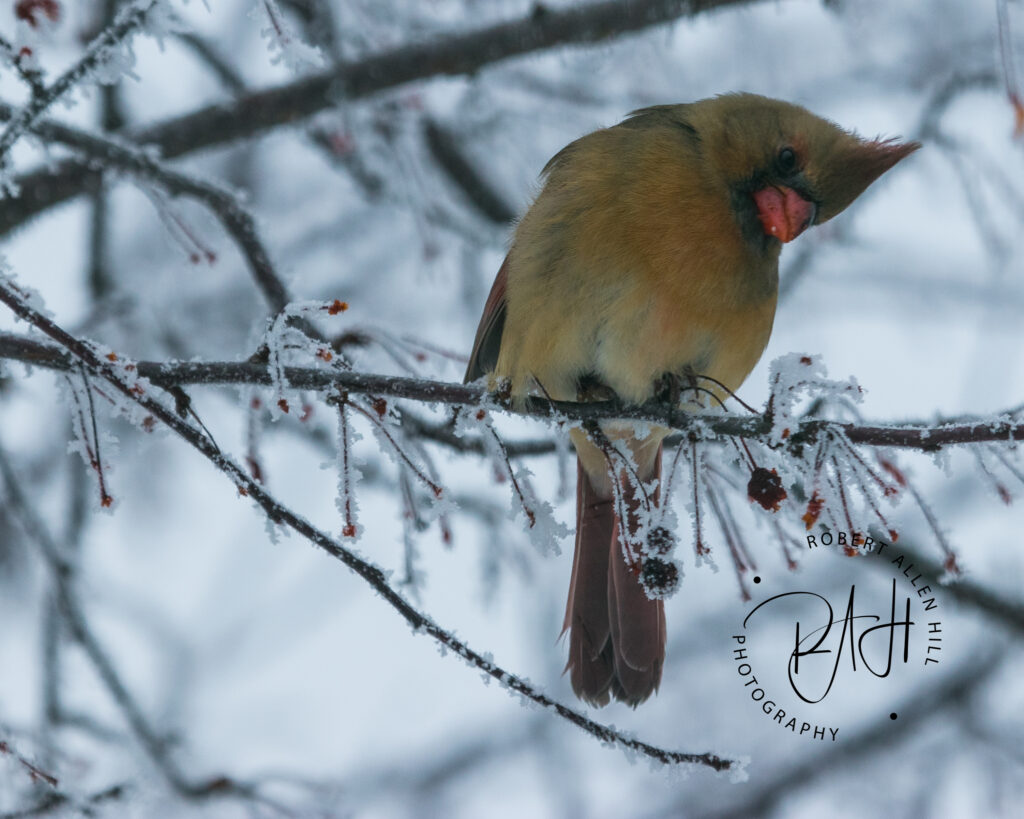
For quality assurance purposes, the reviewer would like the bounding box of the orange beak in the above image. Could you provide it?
[752,185,817,243]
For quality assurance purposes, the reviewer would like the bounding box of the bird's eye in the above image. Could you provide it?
[776,146,798,175]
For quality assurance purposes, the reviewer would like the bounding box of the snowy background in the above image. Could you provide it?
[0,0,1023,816]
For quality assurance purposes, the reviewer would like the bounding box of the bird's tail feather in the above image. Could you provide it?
[564,448,665,707]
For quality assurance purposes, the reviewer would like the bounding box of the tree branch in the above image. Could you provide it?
[0,783,127,819]
[0,103,293,313]
[1,332,1021,450]
[0,0,755,235]
[0,34,45,98]
[0,286,732,773]
[0,442,266,802]
[0,0,155,165]
[689,652,1003,819]
[423,117,517,224]
[858,541,1024,635]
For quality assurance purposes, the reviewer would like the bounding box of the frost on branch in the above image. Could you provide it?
[142,185,218,266]
[261,299,348,418]
[54,342,167,511]
[87,1,161,86]
[590,424,682,600]
[255,0,325,74]
[749,353,908,554]
[456,407,568,556]
[796,430,904,553]
[15,1,61,29]
[766,353,862,445]
[334,397,362,539]
[139,0,188,49]
[354,394,445,506]
[0,257,51,320]
[61,371,117,510]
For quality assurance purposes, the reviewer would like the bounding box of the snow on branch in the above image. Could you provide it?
[0,0,161,173]
[0,442,307,807]
[0,0,757,235]
[0,32,46,97]
[0,280,734,774]
[0,331,1021,451]
[0,734,58,789]
[0,102,293,312]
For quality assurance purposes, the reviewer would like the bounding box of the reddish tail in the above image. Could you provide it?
[563,450,665,707]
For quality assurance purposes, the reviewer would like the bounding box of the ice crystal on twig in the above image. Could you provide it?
[256,0,325,73]
[766,353,862,445]
[335,398,362,539]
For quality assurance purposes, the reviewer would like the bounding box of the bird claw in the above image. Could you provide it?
[576,371,619,403]
[653,371,683,407]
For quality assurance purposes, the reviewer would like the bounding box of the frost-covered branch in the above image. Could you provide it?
[0,442,270,804]
[0,0,157,167]
[0,783,129,819]
[0,0,755,235]
[0,285,733,773]
[859,542,1024,635]
[1,332,1022,451]
[691,653,1004,819]
[0,33,46,97]
[126,0,756,155]
[0,734,58,789]
[0,103,292,313]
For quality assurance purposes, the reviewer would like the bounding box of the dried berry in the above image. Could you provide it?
[646,525,676,556]
[748,466,787,512]
[641,557,680,597]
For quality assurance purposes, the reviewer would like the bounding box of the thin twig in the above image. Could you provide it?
[0,34,46,97]
[0,280,733,773]
[0,108,292,312]
[0,783,128,819]
[0,0,156,164]
[1,332,1022,450]
[0,737,58,788]
[0,0,758,235]
[0,444,262,801]
[688,653,1003,819]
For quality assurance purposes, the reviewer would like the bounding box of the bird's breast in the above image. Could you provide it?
[586,260,778,405]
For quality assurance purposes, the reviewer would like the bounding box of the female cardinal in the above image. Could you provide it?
[464,93,917,707]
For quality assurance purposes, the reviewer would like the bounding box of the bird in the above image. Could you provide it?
[464,93,918,707]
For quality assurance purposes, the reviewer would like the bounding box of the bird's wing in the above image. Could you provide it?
[464,254,509,383]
